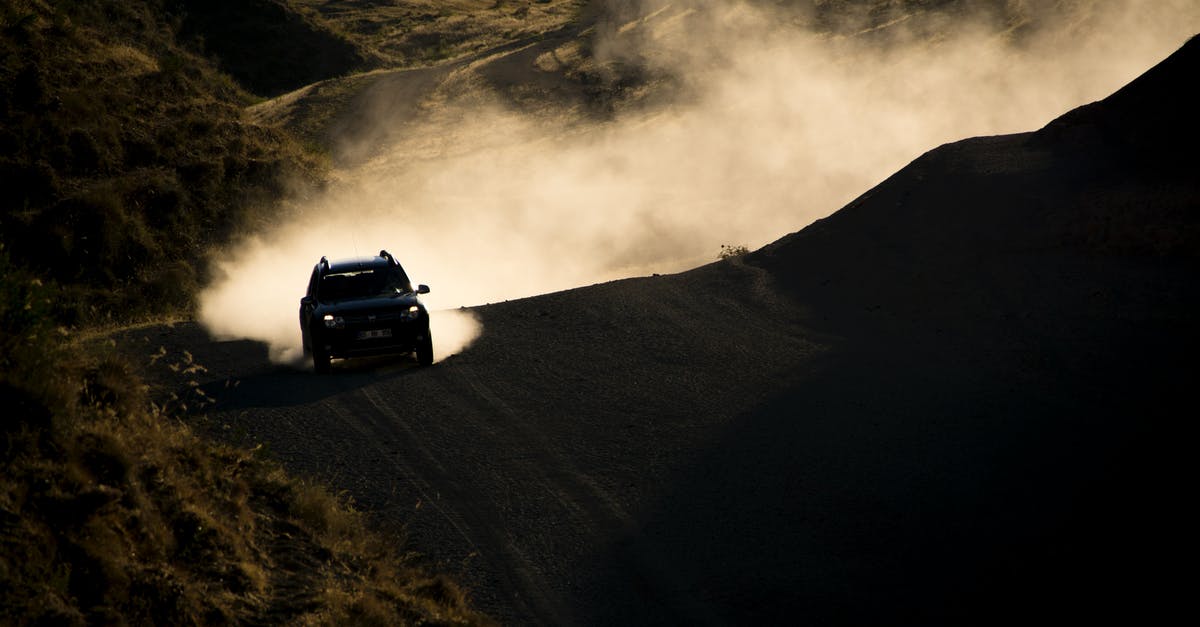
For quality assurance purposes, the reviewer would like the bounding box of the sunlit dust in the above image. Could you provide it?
[430,309,484,363]
[197,0,1200,364]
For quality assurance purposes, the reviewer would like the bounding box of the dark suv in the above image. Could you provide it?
[300,250,433,373]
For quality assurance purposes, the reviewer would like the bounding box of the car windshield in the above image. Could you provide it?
[318,267,412,302]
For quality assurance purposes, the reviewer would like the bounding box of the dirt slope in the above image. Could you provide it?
[126,36,1198,625]
[744,34,1199,622]
[124,258,815,624]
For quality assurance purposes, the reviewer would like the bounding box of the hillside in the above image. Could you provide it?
[166,0,372,98]
[122,34,1200,624]
[741,33,1199,622]
[3,0,1197,623]
[0,0,596,321]
[0,1,520,622]
[248,0,1106,165]
[0,0,328,323]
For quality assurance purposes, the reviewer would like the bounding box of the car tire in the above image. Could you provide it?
[313,347,331,374]
[417,331,434,367]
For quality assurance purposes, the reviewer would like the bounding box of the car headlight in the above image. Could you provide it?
[323,314,345,329]
[404,305,421,321]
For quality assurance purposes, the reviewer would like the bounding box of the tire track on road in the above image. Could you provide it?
[437,360,723,626]
[344,383,572,626]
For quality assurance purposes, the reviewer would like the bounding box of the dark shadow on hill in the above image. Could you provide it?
[115,321,430,413]
[194,354,430,413]
[582,262,1195,624]
[167,0,369,97]
[580,34,1200,625]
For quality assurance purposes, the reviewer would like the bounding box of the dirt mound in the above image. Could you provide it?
[1035,34,1200,168]
[733,34,1199,622]
[751,34,1199,298]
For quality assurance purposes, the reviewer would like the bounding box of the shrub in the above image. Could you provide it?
[719,243,750,259]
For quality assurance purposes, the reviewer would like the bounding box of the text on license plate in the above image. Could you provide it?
[357,328,392,340]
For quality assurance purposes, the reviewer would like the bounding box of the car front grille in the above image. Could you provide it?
[342,311,407,325]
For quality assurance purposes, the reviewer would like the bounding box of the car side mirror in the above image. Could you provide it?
[417,284,430,294]
[301,296,313,306]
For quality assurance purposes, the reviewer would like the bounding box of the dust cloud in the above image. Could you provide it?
[199,0,1199,364]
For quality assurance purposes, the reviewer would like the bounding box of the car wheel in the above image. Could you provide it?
[417,331,434,367]
[313,347,331,374]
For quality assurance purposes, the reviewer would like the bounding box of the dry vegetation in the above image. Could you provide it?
[0,378,488,623]
[0,1,591,327]
[0,0,328,325]
[291,0,586,67]
[0,0,507,623]
[0,254,490,624]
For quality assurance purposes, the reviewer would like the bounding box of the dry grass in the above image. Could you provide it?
[1,342,491,625]
[0,258,488,623]
[290,0,586,67]
[0,3,511,618]
[0,0,327,326]
[1,163,489,625]
[0,1,589,327]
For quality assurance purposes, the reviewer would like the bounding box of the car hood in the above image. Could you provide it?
[315,294,423,315]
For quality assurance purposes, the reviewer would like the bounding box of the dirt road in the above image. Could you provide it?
[128,259,825,624]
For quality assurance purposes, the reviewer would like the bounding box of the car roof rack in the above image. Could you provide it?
[379,250,397,266]
[319,256,330,270]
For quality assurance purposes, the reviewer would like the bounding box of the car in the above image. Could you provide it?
[299,250,433,373]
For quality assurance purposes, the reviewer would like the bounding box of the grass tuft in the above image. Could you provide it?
[719,244,750,259]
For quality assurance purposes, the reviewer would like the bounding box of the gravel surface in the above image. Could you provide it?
[122,259,822,624]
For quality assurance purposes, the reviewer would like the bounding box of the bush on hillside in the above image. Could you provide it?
[719,244,750,259]
[0,0,325,325]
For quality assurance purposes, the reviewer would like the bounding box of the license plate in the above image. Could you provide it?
[357,328,392,340]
